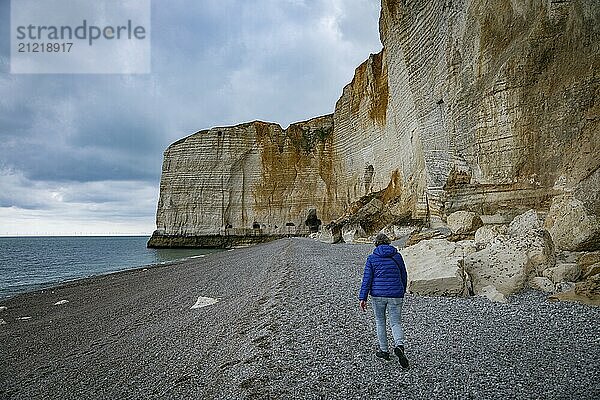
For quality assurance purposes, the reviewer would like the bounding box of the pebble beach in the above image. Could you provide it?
[1,238,599,399]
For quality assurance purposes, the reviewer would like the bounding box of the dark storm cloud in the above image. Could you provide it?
[0,0,382,233]
[0,74,166,182]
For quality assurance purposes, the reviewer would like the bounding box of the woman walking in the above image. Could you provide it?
[359,233,409,368]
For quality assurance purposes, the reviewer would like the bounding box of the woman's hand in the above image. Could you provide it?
[359,300,367,312]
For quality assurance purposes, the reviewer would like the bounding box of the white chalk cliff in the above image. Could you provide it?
[150,0,599,250]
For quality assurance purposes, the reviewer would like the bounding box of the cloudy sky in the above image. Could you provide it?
[0,0,382,236]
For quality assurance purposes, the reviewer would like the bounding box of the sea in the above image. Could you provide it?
[0,236,222,300]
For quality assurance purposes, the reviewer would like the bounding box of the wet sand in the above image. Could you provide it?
[1,238,599,399]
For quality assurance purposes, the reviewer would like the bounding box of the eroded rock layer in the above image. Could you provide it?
[150,0,599,248]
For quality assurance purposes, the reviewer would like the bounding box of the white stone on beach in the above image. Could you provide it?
[508,209,542,236]
[583,262,600,280]
[191,296,219,309]
[465,212,555,297]
[0,306,7,312]
[401,239,471,296]
[342,223,367,244]
[447,211,483,234]
[54,300,69,306]
[530,277,555,293]
[544,195,600,251]
[542,263,581,284]
[555,282,576,293]
[479,285,508,303]
[18,316,32,320]
[0,318,6,325]
[474,225,507,248]
[317,227,340,244]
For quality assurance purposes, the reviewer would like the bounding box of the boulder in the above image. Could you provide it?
[478,285,508,303]
[474,224,507,248]
[326,197,392,243]
[575,273,600,299]
[578,251,600,278]
[447,211,483,235]
[341,223,367,244]
[465,228,555,296]
[526,231,557,274]
[549,274,600,306]
[465,241,530,296]
[429,216,448,229]
[406,227,452,246]
[379,225,419,242]
[578,251,600,268]
[318,224,341,244]
[480,214,510,225]
[544,195,600,251]
[555,282,576,293]
[354,198,384,220]
[459,240,478,257]
[582,262,600,280]
[474,225,497,247]
[542,263,581,283]
[401,239,470,296]
[505,211,556,274]
[555,251,582,264]
[507,209,542,236]
[530,277,555,293]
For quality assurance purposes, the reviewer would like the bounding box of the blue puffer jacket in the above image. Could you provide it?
[359,244,408,300]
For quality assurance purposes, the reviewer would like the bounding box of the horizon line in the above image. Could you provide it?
[0,233,152,237]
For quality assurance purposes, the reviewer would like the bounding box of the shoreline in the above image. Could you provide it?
[0,238,224,301]
[1,238,599,399]
[0,255,197,302]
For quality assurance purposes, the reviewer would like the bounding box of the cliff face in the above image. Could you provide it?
[150,115,340,245]
[150,0,599,249]
[332,50,427,221]
[378,0,599,219]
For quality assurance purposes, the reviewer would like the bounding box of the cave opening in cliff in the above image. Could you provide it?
[305,208,322,233]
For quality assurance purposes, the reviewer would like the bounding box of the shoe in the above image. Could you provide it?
[375,350,390,361]
[394,346,409,369]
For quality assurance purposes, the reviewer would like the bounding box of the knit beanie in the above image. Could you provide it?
[374,232,391,246]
